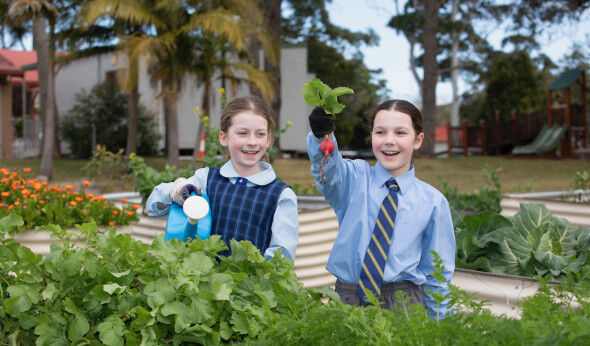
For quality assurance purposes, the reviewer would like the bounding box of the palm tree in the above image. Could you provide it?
[86,0,276,166]
[9,0,59,179]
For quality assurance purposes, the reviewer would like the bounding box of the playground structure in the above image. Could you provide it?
[447,69,588,157]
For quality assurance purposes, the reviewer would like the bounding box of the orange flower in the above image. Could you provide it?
[133,204,141,210]
[41,181,48,187]
[98,196,105,202]
[13,201,20,206]
[39,200,45,204]
[33,183,42,191]
[1,178,8,184]
[7,205,13,210]
[21,189,31,196]
[0,203,4,207]
[69,201,78,207]
[30,194,37,199]
[23,168,31,173]
[75,197,83,202]
[61,194,66,198]
[1,192,9,197]
[127,211,134,216]
[108,221,115,226]
[121,198,128,203]
[103,205,107,209]
[83,180,90,186]
[64,185,75,190]
[112,210,119,216]
[85,193,94,198]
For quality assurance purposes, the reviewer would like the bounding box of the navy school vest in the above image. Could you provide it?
[206,167,289,257]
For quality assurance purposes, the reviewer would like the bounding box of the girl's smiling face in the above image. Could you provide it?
[219,111,271,177]
[371,109,424,177]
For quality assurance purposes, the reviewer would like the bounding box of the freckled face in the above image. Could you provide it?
[371,109,424,177]
[219,111,271,177]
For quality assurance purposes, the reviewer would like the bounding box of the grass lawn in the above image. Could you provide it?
[1,156,589,195]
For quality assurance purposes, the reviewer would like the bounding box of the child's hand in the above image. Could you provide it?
[309,106,335,138]
[170,178,201,205]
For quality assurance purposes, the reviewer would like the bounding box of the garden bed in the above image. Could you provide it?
[500,190,590,228]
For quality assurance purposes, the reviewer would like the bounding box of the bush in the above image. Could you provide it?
[60,82,160,158]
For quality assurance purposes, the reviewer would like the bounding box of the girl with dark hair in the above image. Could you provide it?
[307,99,455,319]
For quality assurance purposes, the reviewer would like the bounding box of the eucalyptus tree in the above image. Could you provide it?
[9,0,60,179]
[281,0,385,149]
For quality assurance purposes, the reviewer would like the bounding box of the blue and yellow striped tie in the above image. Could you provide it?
[358,178,399,302]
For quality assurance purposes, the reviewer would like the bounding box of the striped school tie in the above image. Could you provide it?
[358,178,399,302]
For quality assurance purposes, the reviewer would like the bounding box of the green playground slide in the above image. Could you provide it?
[512,124,568,155]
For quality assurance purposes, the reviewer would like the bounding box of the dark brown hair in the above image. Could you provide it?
[220,95,275,162]
[365,99,423,143]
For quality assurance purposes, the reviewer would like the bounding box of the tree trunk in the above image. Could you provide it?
[420,1,440,158]
[34,16,55,179]
[192,81,211,161]
[126,84,139,155]
[264,0,282,150]
[248,37,262,99]
[450,0,460,126]
[164,91,179,167]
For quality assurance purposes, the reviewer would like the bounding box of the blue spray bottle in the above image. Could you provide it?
[164,192,211,242]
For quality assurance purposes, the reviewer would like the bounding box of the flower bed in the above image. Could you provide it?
[0,167,140,232]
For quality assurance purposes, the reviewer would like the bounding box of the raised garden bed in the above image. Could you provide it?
[500,190,590,228]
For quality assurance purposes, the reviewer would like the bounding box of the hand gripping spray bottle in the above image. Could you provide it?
[164,192,212,242]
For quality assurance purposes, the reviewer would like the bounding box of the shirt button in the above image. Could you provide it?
[238,179,242,183]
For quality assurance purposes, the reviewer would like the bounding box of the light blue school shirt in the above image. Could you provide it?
[307,132,455,319]
[145,161,299,261]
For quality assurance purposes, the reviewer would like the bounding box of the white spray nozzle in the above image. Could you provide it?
[183,195,210,225]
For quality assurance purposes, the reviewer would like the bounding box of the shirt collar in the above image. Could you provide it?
[374,162,415,195]
[219,160,276,185]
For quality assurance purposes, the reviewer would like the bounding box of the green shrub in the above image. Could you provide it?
[442,165,502,213]
[60,82,160,158]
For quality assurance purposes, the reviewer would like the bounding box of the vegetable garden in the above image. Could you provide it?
[2,164,590,344]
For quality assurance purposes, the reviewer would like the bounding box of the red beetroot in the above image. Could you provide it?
[318,135,335,183]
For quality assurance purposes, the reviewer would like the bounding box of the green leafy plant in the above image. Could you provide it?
[302,78,354,115]
[0,215,331,344]
[453,203,590,281]
[82,145,131,192]
[0,168,138,232]
[127,154,197,207]
[442,165,502,213]
[561,170,590,204]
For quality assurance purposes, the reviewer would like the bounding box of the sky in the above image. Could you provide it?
[326,0,590,106]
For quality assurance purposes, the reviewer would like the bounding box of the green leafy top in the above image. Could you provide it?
[302,78,354,115]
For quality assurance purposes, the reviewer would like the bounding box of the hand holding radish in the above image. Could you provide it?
[302,78,353,183]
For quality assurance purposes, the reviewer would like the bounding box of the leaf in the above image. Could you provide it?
[111,269,131,278]
[331,87,354,97]
[301,78,354,115]
[209,273,234,301]
[307,286,341,302]
[181,251,214,274]
[103,283,127,295]
[0,214,24,234]
[68,315,90,342]
[145,278,176,309]
[5,285,40,316]
[97,318,125,346]
[161,301,194,333]
[42,283,58,301]
[231,311,261,336]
